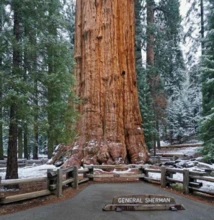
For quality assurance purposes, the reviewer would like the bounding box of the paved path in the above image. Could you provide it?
[1,182,214,220]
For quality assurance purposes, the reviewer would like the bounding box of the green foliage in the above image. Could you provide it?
[155,0,185,97]
[135,0,186,147]
[0,0,77,158]
[135,0,155,150]
[200,112,214,162]
[154,0,191,143]
[138,72,155,149]
[200,0,214,161]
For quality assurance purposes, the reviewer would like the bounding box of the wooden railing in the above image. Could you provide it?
[82,165,214,196]
[0,175,51,204]
[0,164,213,205]
[0,166,79,204]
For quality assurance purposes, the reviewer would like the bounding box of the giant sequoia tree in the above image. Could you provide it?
[61,0,149,166]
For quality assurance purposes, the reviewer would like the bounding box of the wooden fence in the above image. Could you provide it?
[159,167,214,195]
[83,165,214,195]
[0,164,213,205]
[0,166,79,204]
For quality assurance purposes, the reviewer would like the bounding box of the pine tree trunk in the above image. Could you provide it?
[6,104,18,181]
[47,49,55,159]
[135,0,143,73]
[200,0,204,54]
[63,0,148,166]
[6,1,20,182]
[23,25,29,160]
[18,127,23,159]
[156,118,160,149]
[146,0,156,152]
[0,90,2,159]
[33,124,39,159]
[24,123,28,159]
[0,3,3,160]
[33,43,39,160]
[146,0,165,151]
[146,0,155,67]
[46,1,59,159]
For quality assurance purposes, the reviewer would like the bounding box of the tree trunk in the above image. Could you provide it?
[63,0,148,166]
[156,117,160,149]
[6,104,18,180]
[46,0,59,159]
[200,0,204,54]
[33,123,39,159]
[146,0,166,151]
[23,24,29,160]
[6,1,21,182]
[0,1,4,160]
[146,0,155,67]
[18,126,23,159]
[146,0,156,151]
[32,40,39,160]
[24,123,28,159]
[0,97,3,160]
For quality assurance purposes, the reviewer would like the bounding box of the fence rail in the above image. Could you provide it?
[0,163,213,205]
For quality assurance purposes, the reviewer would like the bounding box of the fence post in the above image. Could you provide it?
[72,166,78,189]
[88,166,94,181]
[56,169,63,197]
[139,166,145,181]
[0,176,5,201]
[172,156,176,161]
[183,169,189,194]
[157,156,161,164]
[24,159,28,167]
[47,169,57,194]
[161,166,166,187]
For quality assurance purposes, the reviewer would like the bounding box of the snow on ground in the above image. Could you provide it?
[160,146,203,156]
[160,141,170,146]
[148,144,214,194]
[148,171,214,193]
[0,164,57,180]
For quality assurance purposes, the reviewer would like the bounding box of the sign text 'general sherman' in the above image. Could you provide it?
[117,197,171,204]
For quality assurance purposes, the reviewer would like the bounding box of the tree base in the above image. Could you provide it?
[49,140,149,168]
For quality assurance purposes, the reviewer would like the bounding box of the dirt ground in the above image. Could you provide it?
[0,176,213,216]
[0,181,91,216]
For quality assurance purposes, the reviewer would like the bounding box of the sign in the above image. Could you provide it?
[103,194,185,212]
[113,195,175,205]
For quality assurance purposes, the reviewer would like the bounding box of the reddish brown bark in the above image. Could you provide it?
[62,0,149,166]
[146,0,155,67]
[146,0,167,151]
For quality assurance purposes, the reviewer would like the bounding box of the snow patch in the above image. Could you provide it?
[113,168,132,174]
[0,164,57,180]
